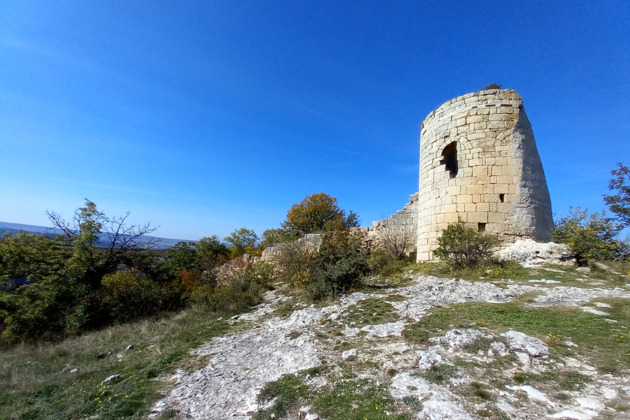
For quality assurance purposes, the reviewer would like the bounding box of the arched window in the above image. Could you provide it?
[440,142,458,178]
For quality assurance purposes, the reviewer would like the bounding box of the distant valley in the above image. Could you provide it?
[0,221,185,250]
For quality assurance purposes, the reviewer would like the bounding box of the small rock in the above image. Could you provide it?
[102,374,120,384]
[593,302,611,308]
[125,345,134,351]
[602,388,617,400]
[489,341,509,357]
[505,385,555,406]
[501,330,549,357]
[576,397,604,411]
[70,368,78,373]
[342,349,357,360]
[514,351,531,367]
[417,346,443,371]
[580,307,608,316]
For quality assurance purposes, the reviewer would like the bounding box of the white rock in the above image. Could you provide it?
[360,320,406,337]
[501,330,549,357]
[342,349,357,360]
[417,346,444,371]
[602,388,617,400]
[506,385,555,406]
[576,397,604,411]
[594,302,611,308]
[496,399,515,413]
[489,341,509,357]
[580,307,608,316]
[429,328,488,350]
[515,351,531,367]
[499,239,575,267]
[548,410,593,420]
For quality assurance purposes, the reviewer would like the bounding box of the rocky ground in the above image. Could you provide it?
[150,269,630,420]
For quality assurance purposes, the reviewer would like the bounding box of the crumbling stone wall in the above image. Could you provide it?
[373,193,419,230]
[416,89,553,261]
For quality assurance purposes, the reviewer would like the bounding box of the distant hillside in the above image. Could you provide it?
[0,221,184,250]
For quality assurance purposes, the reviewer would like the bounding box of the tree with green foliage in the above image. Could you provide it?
[281,192,359,238]
[47,199,157,290]
[308,225,369,300]
[433,220,501,268]
[603,162,630,228]
[551,207,621,265]
[0,232,69,285]
[225,228,259,256]
[196,235,229,270]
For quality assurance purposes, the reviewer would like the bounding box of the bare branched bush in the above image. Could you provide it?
[380,224,417,260]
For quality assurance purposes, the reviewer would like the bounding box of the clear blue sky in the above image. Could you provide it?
[1,1,629,241]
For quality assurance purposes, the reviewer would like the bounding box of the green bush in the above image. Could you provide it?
[551,207,621,265]
[367,248,414,277]
[308,229,369,300]
[433,220,501,268]
[0,276,80,342]
[190,261,272,314]
[274,241,317,288]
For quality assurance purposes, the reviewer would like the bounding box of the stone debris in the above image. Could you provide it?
[499,239,575,267]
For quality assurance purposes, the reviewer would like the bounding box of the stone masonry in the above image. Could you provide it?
[416,88,553,261]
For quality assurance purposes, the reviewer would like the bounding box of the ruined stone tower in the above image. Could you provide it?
[416,88,553,261]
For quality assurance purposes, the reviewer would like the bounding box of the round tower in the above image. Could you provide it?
[416,88,553,261]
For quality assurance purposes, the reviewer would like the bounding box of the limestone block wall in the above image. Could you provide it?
[373,193,419,229]
[416,89,553,261]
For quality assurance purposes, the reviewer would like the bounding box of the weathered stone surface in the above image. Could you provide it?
[417,346,444,371]
[428,328,489,350]
[501,330,548,357]
[151,275,630,419]
[417,89,553,261]
[499,239,576,267]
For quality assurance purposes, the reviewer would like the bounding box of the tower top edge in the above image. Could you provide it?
[421,88,523,128]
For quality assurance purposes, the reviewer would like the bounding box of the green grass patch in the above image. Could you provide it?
[0,309,229,419]
[342,298,400,326]
[253,374,308,420]
[313,373,410,420]
[513,370,591,391]
[402,298,630,371]
[421,364,459,384]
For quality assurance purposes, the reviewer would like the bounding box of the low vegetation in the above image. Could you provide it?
[402,297,630,371]
[1,163,629,418]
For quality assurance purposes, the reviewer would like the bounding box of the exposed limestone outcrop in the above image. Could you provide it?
[499,239,576,267]
[151,275,630,419]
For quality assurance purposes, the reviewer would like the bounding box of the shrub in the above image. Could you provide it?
[551,207,621,265]
[379,224,416,260]
[367,248,413,277]
[190,261,272,314]
[433,220,501,268]
[100,270,164,323]
[308,229,369,300]
[0,276,77,342]
[274,241,317,288]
